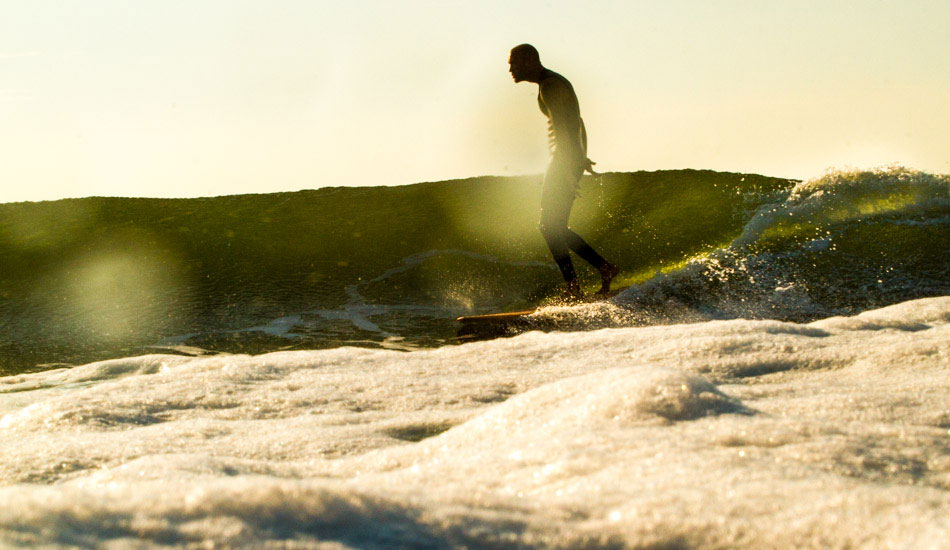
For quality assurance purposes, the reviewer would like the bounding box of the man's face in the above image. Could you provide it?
[508,52,527,82]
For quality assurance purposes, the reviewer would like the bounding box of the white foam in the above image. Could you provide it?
[735,165,949,247]
[1,297,948,548]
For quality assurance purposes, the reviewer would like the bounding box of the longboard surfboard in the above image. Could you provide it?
[456,286,628,340]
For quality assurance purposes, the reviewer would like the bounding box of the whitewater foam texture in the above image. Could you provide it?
[1,296,948,548]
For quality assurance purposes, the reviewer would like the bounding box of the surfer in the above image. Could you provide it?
[508,44,619,300]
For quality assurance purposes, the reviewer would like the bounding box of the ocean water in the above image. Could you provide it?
[2,167,947,373]
[0,166,948,547]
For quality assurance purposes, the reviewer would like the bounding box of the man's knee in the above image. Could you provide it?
[539,217,567,241]
[538,216,555,236]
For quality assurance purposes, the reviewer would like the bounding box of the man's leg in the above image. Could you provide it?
[564,228,605,268]
[564,228,619,294]
[539,197,577,283]
[540,161,619,296]
[539,164,580,293]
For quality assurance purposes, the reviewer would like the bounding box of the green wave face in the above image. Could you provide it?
[1,168,947,373]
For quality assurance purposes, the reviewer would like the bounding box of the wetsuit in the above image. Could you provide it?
[537,69,608,283]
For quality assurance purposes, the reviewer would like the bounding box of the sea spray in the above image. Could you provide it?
[601,166,950,322]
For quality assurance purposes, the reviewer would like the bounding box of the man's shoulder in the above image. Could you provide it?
[540,69,569,86]
[539,70,572,96]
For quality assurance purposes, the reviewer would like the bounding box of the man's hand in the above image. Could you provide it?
[583,158,599,175]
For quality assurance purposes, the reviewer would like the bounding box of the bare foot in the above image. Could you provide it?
[597,262,620,295]
[563,279,584,303]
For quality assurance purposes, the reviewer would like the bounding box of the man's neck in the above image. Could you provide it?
[527,67,550,84]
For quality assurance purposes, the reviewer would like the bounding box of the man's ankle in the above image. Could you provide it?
[565,279,583,298]
[600,262,619,276]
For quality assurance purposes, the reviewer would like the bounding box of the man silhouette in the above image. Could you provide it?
[508,43,618,299]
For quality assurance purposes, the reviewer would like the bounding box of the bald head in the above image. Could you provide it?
[508,43,544,83]
[510,44,540,64]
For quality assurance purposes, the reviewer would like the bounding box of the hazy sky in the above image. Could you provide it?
[2,0,948,202]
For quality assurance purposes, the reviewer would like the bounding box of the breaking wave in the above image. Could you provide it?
[1,167,946,372]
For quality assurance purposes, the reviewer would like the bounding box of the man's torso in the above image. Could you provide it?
[537,69,587,158]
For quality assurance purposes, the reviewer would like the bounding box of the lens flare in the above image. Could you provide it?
[59,235,189,345]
